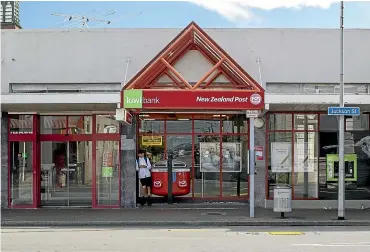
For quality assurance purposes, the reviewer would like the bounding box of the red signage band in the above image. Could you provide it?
[139,90,264,110]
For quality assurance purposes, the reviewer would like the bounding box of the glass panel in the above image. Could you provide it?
[267,132,293,198]
[166,135,192,197]
[293,132,319,198]
[294,114,318,131]
[68,116,92,134]
[140,119,164,134]
[221,135,249,197]
[319,115,338,131]
[319,131,370,200]
[222,115,248,134]
[68,141,93,206]
[40,116,67,134]
[166,119,192,133]
[10,141,33,205]
[194,135,220,197]
[346,115,369,131]
[268,114,292,130]
[96,141,120,205]
[194,115,220,133]
[41,141,92,206]
[96,115,119,133]
[9,115,33,134]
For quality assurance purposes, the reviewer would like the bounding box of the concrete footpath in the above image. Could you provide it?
[1,204,370,227]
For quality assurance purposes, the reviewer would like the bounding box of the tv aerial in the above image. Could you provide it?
[51,9,142,28]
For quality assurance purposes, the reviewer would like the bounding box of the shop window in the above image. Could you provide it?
[194,135,220,197]
[96,141,120,205]
[9,115,33,134]
[166,119,192,134]
[96,115,119,134]
[267,132,293,198]
[222,115,247,134]
[139,119,164,134]
[345,115,369,131]
[293,132,319,198]
[318,131,370,200]
[9,141,33,205]
[40,116,67,134]
[268,114,292,130]
[294,114,318,131]
[221,135,248,197]
[194,115,220,133]
[68,116,92,134]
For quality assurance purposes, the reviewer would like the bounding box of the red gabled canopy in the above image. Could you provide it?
[123,21,264,92]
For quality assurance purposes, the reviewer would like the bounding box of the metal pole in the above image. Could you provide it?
[338,1,345,220]
[249,117,255,218]
[256,58,264,89]
[122,59,131,88]
[167,152,173,204]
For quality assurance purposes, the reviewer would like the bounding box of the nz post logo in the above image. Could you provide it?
[250,93,262,105]
[124,90,143,109]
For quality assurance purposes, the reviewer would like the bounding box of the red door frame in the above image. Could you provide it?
[8,115,38,208]
[8,114,121,208]
[136,113,250,200]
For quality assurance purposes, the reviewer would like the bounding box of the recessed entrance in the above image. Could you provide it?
[40,141,92,207]
[138,113,250,200]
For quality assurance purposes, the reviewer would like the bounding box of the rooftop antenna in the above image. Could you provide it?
[51,9,142,29]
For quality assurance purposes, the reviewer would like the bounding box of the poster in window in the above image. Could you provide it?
[199,142,242,172]
[221,143,242,172]
[271,142,292,173]
[199,142,220,172]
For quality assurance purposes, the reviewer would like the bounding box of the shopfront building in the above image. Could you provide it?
[1,22,369,209]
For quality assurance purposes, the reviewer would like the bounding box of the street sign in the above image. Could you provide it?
[246,110,260,118]
[327,107,360,116]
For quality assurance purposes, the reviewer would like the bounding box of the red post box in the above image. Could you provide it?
[151,161,191,197]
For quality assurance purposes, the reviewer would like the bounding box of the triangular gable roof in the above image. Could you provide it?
[124,21,264,92]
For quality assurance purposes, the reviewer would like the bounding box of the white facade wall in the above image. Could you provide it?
[1,28,370,94]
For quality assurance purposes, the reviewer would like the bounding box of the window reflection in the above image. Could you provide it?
[294,114,318,131]
[268,114,292,130]
[139,119,164,134]
[9,115,33,134]
[194,115,220,133]
[222,115,247,133]
[40,116,67,134]
[69,116,92,134]
[166,119,191,133]
[96,115,119,134]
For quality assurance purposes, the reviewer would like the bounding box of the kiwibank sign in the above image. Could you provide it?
[124,90,143,108]
[123,89,264,110]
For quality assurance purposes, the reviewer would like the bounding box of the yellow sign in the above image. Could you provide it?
[142,136,163,146]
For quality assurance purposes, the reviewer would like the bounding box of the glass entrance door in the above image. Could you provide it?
[41,141,92,206]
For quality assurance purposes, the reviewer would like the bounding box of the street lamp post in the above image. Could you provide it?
[338,1,345,220]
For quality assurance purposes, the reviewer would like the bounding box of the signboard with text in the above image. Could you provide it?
[123,90,264,110]
[141,136,163,146]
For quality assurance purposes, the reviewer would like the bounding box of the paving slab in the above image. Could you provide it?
[1,206,370,227]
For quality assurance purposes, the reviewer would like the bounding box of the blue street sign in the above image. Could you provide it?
[328,107,361,116]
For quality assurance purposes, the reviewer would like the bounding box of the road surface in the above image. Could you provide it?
[2,226,370,252]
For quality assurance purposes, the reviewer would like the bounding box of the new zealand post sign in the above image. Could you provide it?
[123,90,264,110]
